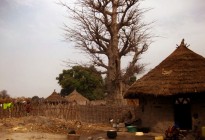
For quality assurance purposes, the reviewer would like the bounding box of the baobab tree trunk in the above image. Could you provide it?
[106,1,124,105]
[106,48,123,104]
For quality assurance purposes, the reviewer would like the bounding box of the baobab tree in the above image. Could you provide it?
[61,0,151,104]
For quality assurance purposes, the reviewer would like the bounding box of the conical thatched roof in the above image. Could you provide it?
[45,90,67,103]
[124,39,205,98]
[65,89,89,105]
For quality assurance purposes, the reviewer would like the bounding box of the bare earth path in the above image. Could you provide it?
[0,132,67,140]
[0,116,155,140]
[0,132,154,140]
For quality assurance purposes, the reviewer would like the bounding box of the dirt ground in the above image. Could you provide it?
[0,132,155,140]
[0,116,157,140]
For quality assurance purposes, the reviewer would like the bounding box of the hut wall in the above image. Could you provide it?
[136,95,205,133]
[191,95,205,127]
[77,100,88,105]
[137,96,174,133]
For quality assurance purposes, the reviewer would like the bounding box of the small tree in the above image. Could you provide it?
[0,90,10,99]
[60,0,151,103]
[56,65,105,100]
[31,96,41,104]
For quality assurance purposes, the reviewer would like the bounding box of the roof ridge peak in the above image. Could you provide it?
[178,38,189,48]
[180,38,185,46]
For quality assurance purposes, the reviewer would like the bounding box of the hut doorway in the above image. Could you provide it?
[174,97,192,130]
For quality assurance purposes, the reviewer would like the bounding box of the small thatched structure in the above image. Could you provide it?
[65,89,89,105]
[45,90,67,104]
[124,39,205,132]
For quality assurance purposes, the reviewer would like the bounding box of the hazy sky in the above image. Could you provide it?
[0,0,204,98]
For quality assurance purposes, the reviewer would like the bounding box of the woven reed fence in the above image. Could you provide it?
[0,103,139,124]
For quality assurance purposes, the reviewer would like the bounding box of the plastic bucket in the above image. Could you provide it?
[127,126,137,132]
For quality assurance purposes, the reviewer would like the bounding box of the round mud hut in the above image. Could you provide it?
[124,39,205,132]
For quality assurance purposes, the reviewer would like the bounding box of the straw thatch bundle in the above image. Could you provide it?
[124,39,205,98]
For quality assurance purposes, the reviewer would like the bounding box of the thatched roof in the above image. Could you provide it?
[65,89,89,104]
[45,90,67,103]
[124,39,205,98]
